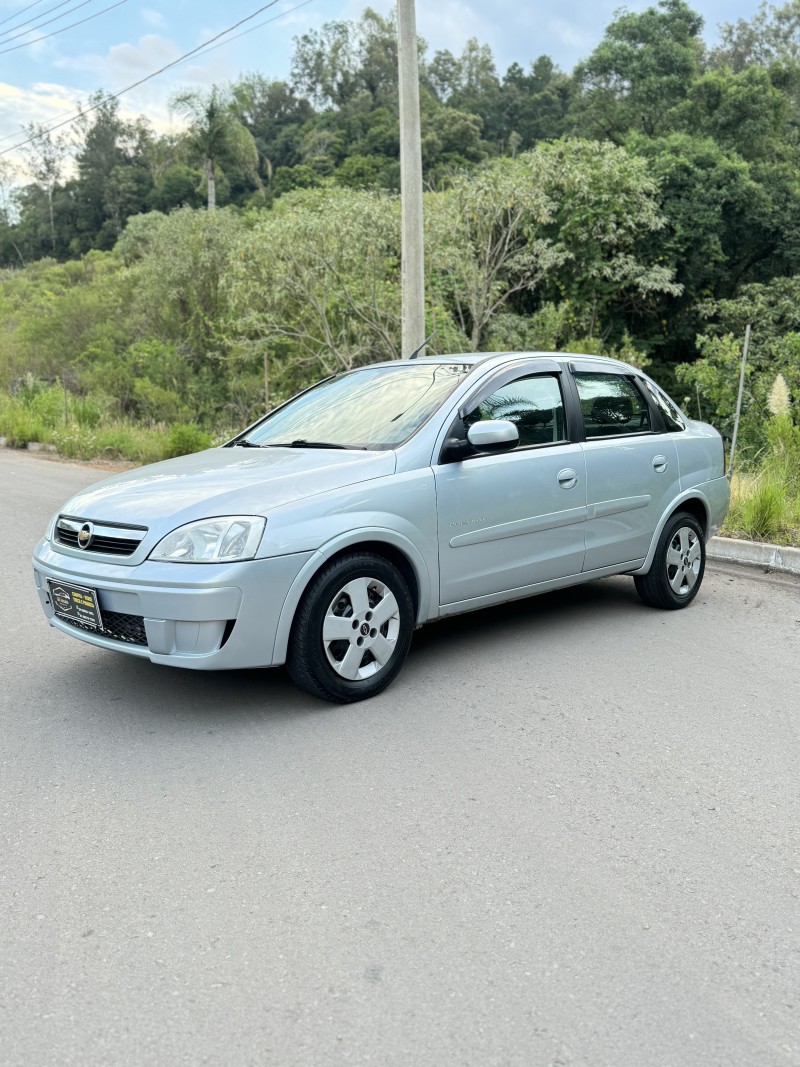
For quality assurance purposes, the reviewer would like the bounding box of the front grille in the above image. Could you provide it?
[62,610,148,647]
[56,516,147,557]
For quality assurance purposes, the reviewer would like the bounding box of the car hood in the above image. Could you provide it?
[58,446,397,527]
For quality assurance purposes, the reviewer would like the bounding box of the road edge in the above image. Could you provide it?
[708,536,800,577]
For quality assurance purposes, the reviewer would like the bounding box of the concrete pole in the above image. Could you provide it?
[728,322,751,478]
[397,0,425,356]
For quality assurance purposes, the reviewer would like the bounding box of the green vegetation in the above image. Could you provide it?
[1,0,799,543]
[0,379,214,462]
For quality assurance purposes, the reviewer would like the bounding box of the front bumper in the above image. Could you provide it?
[33,539,316,670]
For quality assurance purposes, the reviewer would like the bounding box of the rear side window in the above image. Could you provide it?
[574,373,651,438]
[465,374,567,447]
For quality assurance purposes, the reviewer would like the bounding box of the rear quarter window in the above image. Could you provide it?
[645,381,686,432]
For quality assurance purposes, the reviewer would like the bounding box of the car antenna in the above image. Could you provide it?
[407,331,436,360]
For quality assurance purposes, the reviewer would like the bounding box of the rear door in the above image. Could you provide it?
[570,368,680,571]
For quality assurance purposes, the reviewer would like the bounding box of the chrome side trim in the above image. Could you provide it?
[449,506,588,548]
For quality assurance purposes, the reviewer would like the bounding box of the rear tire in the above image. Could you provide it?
[634,512,705,610]
[287,552,414,703]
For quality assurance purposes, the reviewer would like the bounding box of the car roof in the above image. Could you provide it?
[364,351,638,374]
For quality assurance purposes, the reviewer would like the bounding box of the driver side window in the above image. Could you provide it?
[464,374,567,448]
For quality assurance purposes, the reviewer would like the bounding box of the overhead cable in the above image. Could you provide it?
[0,0,53,29]
[0,0,129,54]
[0,0,90,41]
[0,0,311,154]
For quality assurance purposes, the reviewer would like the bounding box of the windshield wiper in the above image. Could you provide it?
[233,440,264,447]
[274,440,365,450]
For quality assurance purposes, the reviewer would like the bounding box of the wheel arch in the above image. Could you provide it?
[632,493,710,576]
[271,530,433,666]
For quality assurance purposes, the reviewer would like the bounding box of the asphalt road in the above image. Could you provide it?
[2,449,799,1067]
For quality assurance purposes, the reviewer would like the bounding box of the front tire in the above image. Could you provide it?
[287,553,415,703]
[634,512,705,610]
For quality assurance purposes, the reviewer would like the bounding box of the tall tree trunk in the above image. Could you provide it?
[205,157,216,210]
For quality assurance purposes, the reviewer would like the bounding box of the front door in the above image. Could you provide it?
[434,372,587,607]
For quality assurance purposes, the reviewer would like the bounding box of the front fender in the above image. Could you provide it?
[271,527,436,666]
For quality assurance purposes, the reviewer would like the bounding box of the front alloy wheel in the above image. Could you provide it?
[288,553,414,703]
[634,512,706,610]
[322,576,402,681]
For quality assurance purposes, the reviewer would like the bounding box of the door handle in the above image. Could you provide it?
[652,455,668,473]
[557,468,579,490]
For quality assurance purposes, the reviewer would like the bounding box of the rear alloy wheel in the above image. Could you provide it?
[287,553,414,703]
[634,512,705,610]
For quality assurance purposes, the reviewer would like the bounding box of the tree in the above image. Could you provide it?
[427,39,504,144]
[0,158,26,267]
[499,57,573,151]
[670,63,798,162]
[170,86,260,210]
[626,132,770,356]
[426,155,567,350]
[534,140,682,340]
[232,75,315,181]
[711,0,800,70]
[19,124,69,253]
[227,188,405,386]
[676,280,800,457]
[117,207,246,374]
[73,94,154,249]
[571,0,704,141]
[291,8,400,110]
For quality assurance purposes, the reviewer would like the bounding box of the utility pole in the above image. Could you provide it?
[397,0,425,356]
[728,322,751,478]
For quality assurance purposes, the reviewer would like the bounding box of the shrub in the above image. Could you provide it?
[726,468,791,542]
[0,403,50,447]
[163,423,214,458]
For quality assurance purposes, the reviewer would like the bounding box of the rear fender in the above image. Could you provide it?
[629,492,711,576]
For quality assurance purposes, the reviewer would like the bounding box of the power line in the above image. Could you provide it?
[0,0,128,54]
[0,0,110,46]
[0,0,52,30]
[0,0,88,41]
[190,0,314,60]
[0,0,311,154]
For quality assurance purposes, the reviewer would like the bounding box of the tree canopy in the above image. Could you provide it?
[2,0,800,467]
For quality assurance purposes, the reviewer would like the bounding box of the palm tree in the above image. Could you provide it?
[170,86,260,210]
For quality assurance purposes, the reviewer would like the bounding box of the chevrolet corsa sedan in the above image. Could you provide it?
[33,353,730,703]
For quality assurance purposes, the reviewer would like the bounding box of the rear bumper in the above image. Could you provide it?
[33,540,315,670]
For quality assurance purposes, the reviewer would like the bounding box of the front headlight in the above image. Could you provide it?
[149,516,266,563]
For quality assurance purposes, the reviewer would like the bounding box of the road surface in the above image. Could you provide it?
[1,449,798,1066]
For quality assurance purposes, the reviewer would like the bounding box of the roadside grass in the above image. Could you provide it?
[0,387,215,463]
[722,470,800,547]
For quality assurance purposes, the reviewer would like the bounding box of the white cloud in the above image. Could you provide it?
[141,8,166,29]
[548,17,597,53]
[0,81,80,167]
[54,34,181,83]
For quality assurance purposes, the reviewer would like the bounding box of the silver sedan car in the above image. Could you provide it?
[33,352,730,703]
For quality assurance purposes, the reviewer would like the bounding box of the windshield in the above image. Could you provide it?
[244,363,471,450]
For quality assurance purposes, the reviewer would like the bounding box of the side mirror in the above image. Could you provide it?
[466,419,519,454]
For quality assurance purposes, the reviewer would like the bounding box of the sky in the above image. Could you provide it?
[0,0,763,169]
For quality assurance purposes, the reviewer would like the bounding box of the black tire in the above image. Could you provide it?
[634,512,706,610]
[287,552,415,703]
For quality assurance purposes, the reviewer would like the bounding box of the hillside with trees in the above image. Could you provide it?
[1,0,799,541]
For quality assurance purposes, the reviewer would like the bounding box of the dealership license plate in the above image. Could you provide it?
[47,580,102,630]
